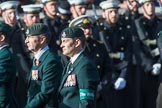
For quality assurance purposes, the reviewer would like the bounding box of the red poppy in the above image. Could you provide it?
[36,60,41,66]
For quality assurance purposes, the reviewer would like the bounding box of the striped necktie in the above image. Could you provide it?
[33,58,36,66]
[66,62,72,74]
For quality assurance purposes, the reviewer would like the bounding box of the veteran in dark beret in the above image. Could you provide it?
[0,1,42,108]
[0,21,18,108]
[58,26,100,108]
[25,23,63,108]
[69,15,115,108]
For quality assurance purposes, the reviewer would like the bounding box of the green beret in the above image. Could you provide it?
[26,23,49,36]
[61,27,85,38]
[0,21,12,37]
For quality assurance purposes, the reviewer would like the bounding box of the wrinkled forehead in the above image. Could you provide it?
[61,37,74,42]
[26,35,40,39]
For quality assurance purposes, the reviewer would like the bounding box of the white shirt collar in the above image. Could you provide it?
[34,45,49,60]
[0,44,8,50]
[70,49,84,64]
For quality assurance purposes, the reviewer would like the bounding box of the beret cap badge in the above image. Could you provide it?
[25,23,48,36]
[62,32,67,38]
[26,29,29,35]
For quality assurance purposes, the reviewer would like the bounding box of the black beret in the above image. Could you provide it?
[26,23,49,36]
[61,27,85,38]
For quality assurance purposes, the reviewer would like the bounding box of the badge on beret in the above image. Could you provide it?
[26,29,29,35]
[32,70,39,80]
[62,32,67,38]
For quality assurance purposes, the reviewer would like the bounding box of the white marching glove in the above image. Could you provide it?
[114,78,126,90]
[152,63,161,75]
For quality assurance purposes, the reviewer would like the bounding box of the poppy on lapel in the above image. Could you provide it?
[36,60,41,66]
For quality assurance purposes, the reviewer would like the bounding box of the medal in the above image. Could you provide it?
[32,70,39,80]
[36,60,40,66]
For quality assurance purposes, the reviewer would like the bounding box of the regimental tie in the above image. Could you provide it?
[33,58,36,67]
[33,58,41,67]
[66,62,73,74]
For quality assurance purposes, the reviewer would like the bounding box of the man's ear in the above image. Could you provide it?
[70,6,73,13]
[40,35,47,44]
[43,6,47,12]
[74,39,81,48]
[0,34,5,42]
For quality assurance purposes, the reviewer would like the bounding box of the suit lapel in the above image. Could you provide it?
[58,52,84,91]
[58,63,69,91]
[27,50,50,89]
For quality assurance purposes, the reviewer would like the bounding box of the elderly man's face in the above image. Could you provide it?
[25,36,42,53]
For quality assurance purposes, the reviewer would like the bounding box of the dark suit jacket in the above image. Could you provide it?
[0,46,17,108]
[58,52,100,108]
[25,49,63,108]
